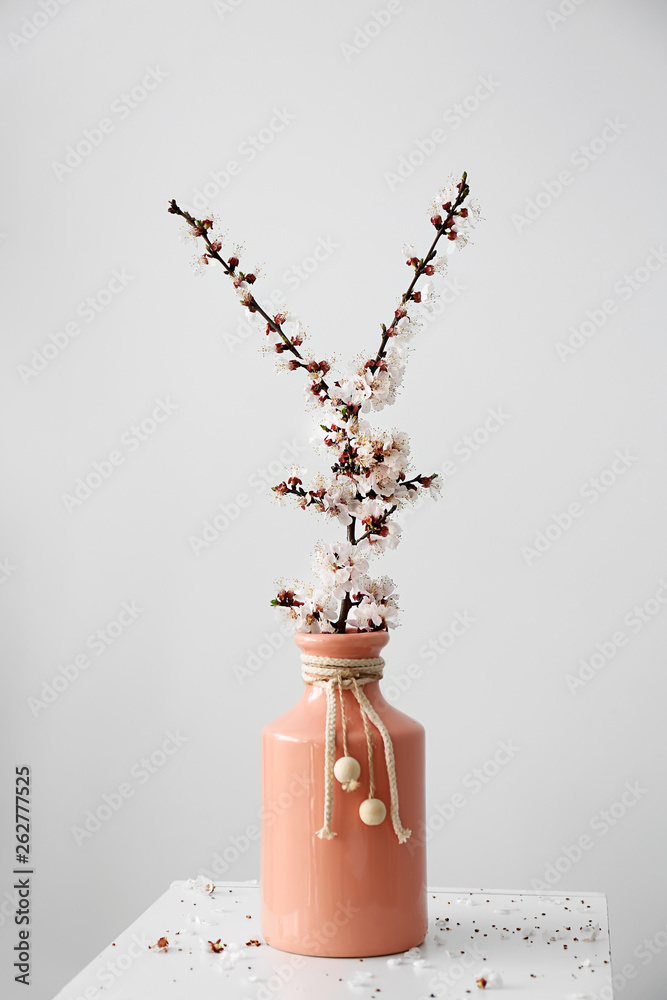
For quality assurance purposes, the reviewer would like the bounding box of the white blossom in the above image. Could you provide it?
[420,280,436,302]
[312,542,369,600]
[281,315,305,343]
[275,590,338,633]
[433,179,460,212]
[331,376,372,410]
[355,430,411,495]
[318,478,359,525]
[349,576,399,630]
[332,352,405,414]
[393,315,417,343]
[357,499,402,552]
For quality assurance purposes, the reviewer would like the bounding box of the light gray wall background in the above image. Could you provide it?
[2,0,666,997]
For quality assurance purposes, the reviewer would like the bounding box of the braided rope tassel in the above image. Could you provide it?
[336,676,360,791]
[315,678,338,840]
[354,682,412,844]
[352,677,376,800]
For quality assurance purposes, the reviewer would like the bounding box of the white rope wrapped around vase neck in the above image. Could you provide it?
[301,653,411,845]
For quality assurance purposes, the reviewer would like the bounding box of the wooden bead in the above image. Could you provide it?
[359,797,386,826]
[334,756,361,784]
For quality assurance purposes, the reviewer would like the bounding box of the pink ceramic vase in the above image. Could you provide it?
[260,630,427,957]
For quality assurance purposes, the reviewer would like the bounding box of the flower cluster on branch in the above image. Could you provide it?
[168,173,480,633]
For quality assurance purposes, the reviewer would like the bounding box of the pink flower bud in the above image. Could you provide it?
[412,292,422,303]
[430,214,442,227]
[424,265,435,276]
[228,256,239,267]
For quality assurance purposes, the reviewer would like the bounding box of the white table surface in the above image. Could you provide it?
[54,880,612,1000]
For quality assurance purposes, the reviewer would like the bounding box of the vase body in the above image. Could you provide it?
[260,630,427,957]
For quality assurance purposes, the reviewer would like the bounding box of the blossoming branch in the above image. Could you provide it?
[168,173,480,634]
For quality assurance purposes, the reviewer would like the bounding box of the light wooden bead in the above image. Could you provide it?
[359,797,386,826]
[334,756,361,784]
